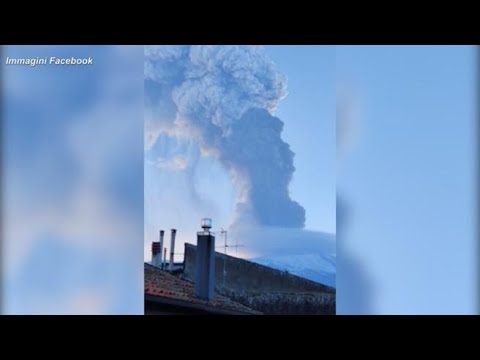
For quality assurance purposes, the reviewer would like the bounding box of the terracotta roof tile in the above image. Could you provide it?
[144,263,261,314]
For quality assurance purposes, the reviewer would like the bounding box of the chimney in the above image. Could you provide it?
[195,218,215,301]
[163,247,167,270]
[151,241,161,267]
[159,230,165,267]
[169,229,177,271]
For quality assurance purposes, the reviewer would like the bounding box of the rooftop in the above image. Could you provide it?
[144,263,261,315]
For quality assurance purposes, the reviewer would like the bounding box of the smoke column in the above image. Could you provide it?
[145,45,305,228]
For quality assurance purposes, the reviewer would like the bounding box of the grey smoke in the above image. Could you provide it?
[145,45,305,228]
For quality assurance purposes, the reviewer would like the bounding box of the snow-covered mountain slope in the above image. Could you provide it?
[229,226,336,288]
[251,253,336,288]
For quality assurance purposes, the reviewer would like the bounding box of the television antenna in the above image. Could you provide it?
[217,228,244,287]
[217,228,244,256]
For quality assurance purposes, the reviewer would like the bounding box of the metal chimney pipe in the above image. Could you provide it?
[163,247,167,270]
[169,229,177,271]
[159,230,165,267]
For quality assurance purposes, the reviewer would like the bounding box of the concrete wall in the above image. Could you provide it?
[218,288,336,315]
[183,243,335,315]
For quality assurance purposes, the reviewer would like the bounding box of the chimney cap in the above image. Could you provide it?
[201,218,212,230]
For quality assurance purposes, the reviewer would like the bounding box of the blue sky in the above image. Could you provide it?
[144,45,336,262]
[336,45,476,314]
[266,46,335,234]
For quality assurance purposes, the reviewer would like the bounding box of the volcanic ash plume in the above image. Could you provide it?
[144,45,305,228]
